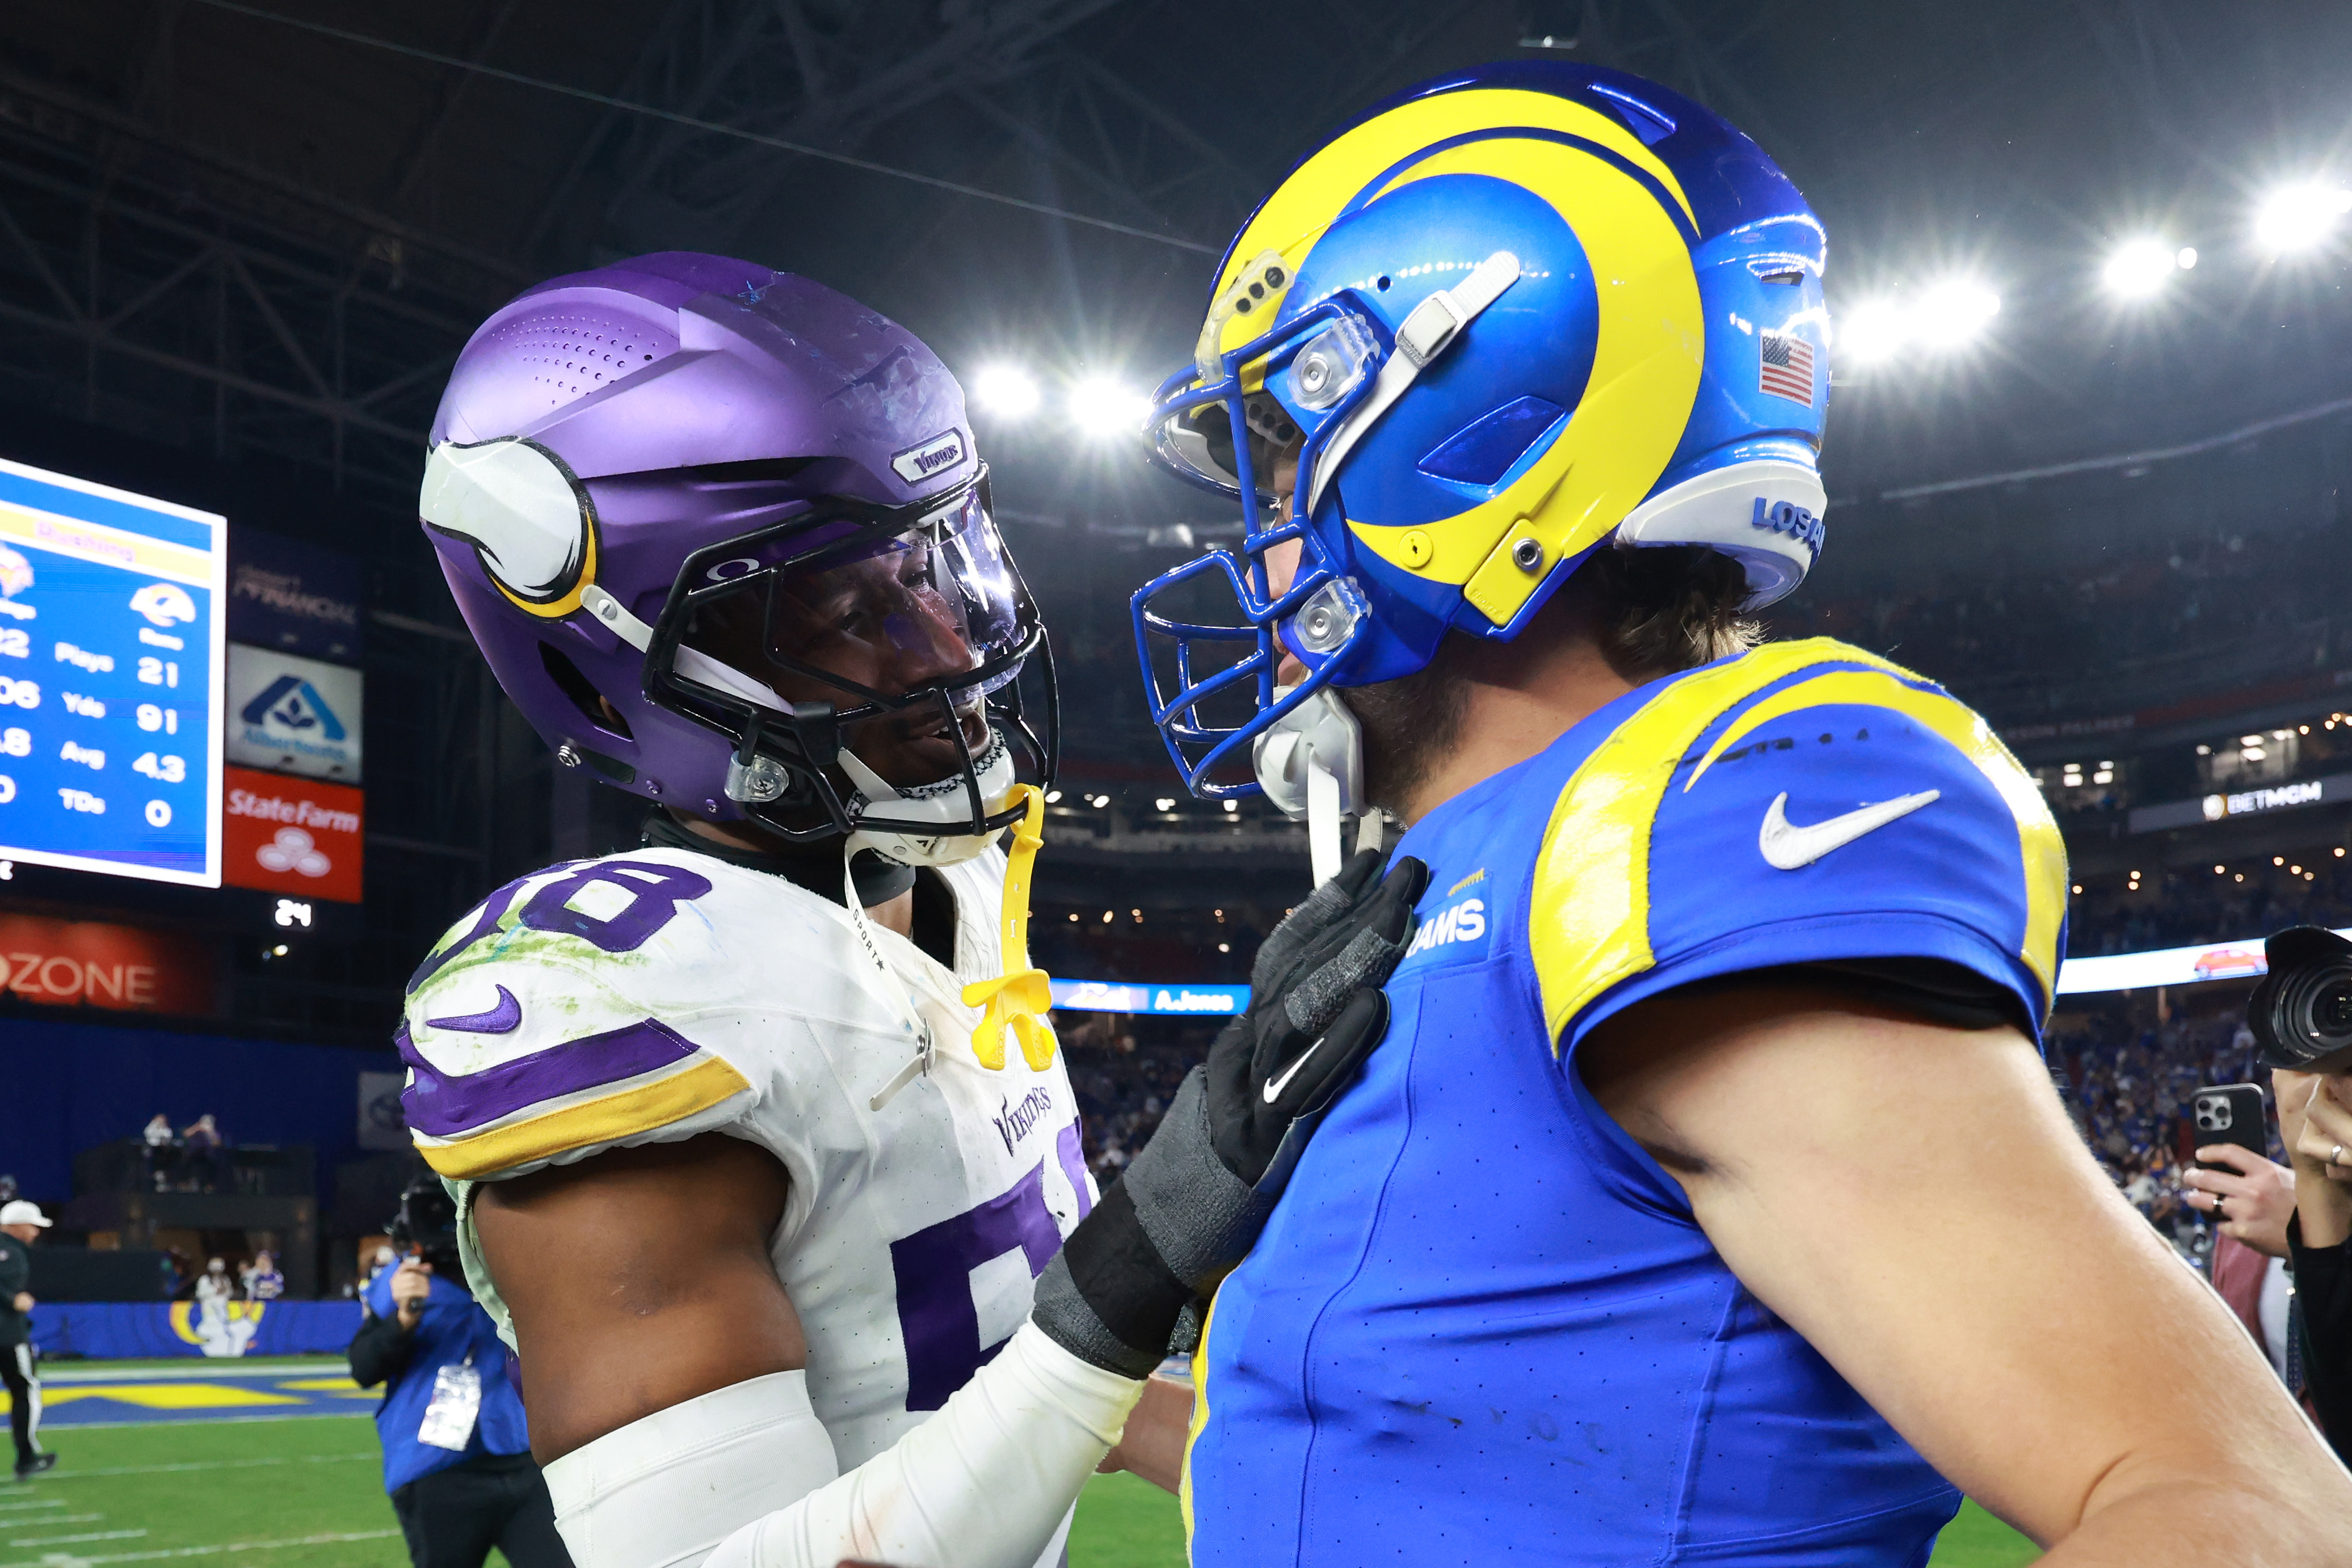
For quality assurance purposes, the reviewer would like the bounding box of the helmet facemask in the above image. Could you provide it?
[642,468,1055,863]
[1134,252,1522,822]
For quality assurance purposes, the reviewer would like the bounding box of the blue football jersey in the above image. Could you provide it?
[1183,637,2068,1566]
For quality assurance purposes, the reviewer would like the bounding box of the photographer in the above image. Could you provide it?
[2274,1069,2352,1457]
[352,1179,569,1568]
[2239,927,2352,1461]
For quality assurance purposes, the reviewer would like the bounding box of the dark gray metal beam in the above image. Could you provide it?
[603,0,1132,247]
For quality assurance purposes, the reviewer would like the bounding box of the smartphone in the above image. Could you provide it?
[2191,1084,2269,1171]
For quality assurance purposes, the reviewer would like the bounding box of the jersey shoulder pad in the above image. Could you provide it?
[1530,638,2067,1047]
[398,850,849,1182]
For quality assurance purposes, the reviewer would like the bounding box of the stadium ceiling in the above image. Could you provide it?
[0,0,2343,503]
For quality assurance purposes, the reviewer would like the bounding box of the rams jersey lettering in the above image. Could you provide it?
[398,845,1094,1485]
[1184,638,2067,1566]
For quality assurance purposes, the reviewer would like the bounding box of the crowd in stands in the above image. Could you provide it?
[2049,1004,2279,1259]
[1059,1015,1213,1180]
[1760,518,2350,721]
[2065,857,2352,957]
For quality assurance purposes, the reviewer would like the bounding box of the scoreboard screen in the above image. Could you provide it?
[0,457,225,886]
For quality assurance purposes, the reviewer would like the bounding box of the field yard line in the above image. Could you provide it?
[39,1363,345,1386]
[6,1531,144,1547]
[33,1412,374,1432]
[24,1452,372,1480]
[0,1504,61,1512]
[0,1518,96,1530]
[1,1528,399,1565]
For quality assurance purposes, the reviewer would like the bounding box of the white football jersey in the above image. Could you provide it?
[398,843,1093,1474]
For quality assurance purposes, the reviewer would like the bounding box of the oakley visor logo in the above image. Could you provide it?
[890,431,967,482]
[1751,496,1824,557]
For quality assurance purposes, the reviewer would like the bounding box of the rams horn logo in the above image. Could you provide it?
[417,438,599,618]
[129,581,197,627]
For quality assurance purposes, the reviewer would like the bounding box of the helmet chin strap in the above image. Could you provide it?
[1253,685,1389,886]
[838,736,1016,869]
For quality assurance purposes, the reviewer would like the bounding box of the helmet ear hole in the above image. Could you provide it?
[538,640,632,741]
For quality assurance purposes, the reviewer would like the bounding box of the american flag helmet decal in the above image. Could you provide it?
[1759,331,1816,404]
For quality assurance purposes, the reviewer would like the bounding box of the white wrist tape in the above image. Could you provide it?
[705,1322,1143,1568]
[543,1369,840,1568]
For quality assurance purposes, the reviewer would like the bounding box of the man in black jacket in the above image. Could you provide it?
[0,1201,54,1479]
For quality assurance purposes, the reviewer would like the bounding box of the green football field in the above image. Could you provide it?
[0,1401,2040,1566]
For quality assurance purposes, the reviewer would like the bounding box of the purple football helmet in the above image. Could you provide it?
[418,252,1055,862]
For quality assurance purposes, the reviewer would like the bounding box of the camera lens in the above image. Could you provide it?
[2252,945,2352,1068]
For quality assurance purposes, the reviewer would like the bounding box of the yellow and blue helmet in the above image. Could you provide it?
[1133,61,1828,798]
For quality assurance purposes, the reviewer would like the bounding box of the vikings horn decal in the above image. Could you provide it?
[418,437,600,618]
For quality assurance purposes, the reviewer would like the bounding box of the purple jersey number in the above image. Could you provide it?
[518,861,713,954]
[891,1161,1064,1411]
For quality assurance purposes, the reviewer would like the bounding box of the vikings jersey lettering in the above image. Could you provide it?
[399,845,1095,1472]
[1183,638,2067,1567]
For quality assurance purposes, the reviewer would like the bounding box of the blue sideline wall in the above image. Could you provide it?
[0,1016,398,1204]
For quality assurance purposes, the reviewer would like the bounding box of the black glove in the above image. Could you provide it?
[1032,849,1428,1377]
[1206,848,1430,1190]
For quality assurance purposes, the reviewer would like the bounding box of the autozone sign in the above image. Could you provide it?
[0,912,211,1014]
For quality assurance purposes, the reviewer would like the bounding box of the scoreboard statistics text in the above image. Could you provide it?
[0,457,225,886]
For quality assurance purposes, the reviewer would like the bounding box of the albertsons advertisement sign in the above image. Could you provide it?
[224,644,362,781]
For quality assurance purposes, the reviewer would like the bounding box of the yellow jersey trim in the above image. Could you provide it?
[414,1055,751,1180]
[1180,1284,1222,1548]
[1529,640,2068,1050]
[1684,667,2067,1008]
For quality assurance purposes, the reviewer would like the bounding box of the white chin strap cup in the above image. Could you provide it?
[1614,458,1828,610]
[841,739,1016,869]
[1254,686,1366,887]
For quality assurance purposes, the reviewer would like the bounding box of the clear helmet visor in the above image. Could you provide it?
[679,484,1037,790]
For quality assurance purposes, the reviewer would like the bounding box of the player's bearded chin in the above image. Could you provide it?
[1344,652,1471,821]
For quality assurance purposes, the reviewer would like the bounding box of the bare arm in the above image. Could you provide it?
[471,1131,806,1463]
[1581,984,2351,1564]
[1099,1375,1193,1494]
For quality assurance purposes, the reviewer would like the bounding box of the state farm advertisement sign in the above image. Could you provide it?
[222,766,362,903]
[0,913,211,1014]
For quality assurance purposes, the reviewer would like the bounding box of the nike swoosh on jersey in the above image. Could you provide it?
[1758,789,1941,870]
[424,983,523,1035]
[1264,1034,1327,1105]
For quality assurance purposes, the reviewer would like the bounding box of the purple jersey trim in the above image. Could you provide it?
[400,1016,703,1137]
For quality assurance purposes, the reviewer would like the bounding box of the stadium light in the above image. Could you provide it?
[2254,180,2352,252]
[1911,279,2001,347]
[2101,237,2182,298]
[971,364,1041,418]
[1835,300,1909,363]
[1069,377,1152,439]
[2177,246,2199,269]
